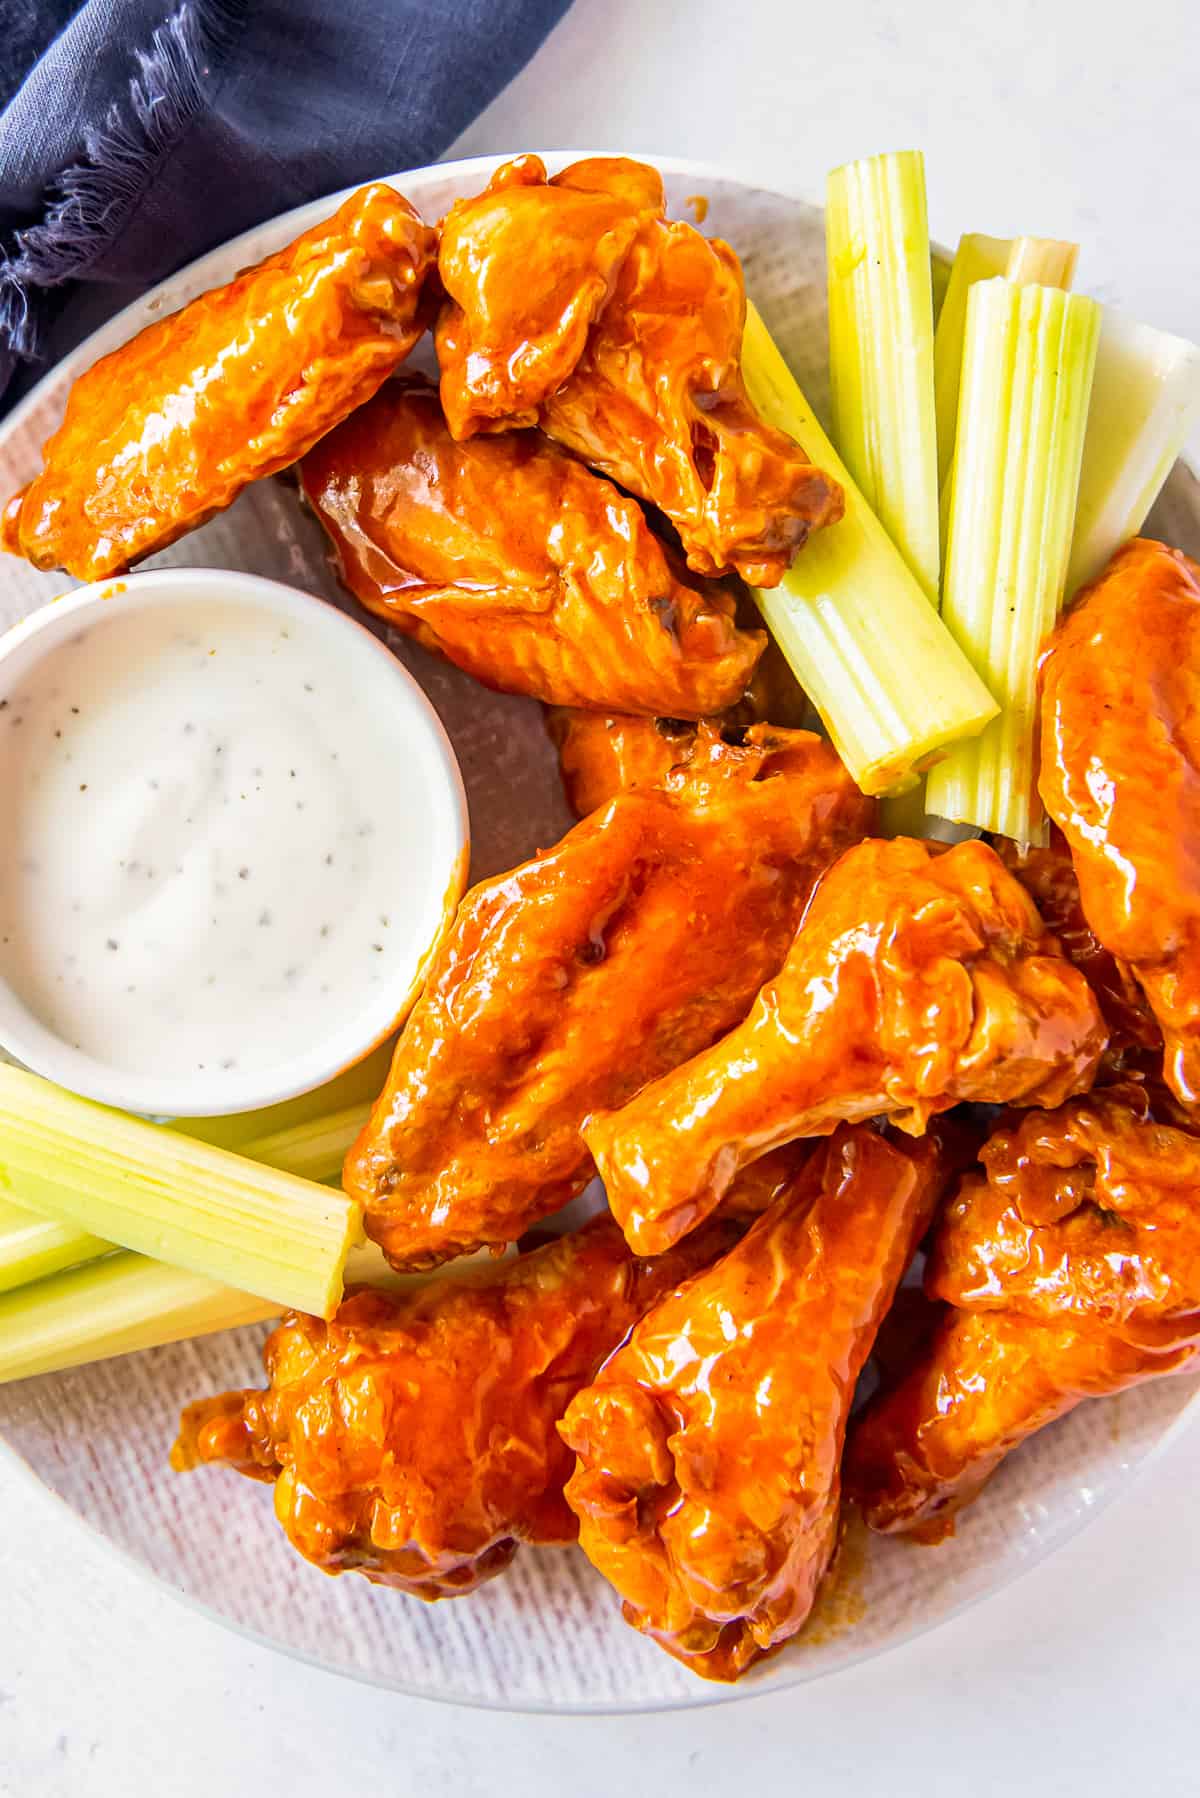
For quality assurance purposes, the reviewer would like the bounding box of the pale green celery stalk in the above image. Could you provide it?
[930,247,954,326]
[827,150,939,602]
[877,784,981,845]
[0,1241,506,1383]
[741,303,997,795]
[0,1066,362,1317]
[1066,310,1200,595]
[1004,238,1078,289]
[934,234,1014,494]
[0,1195,110,1294]
[0,1255,281,1381]
[181,1035,393,1155]
[0,1099,373,1293]
[926,279,1101,841]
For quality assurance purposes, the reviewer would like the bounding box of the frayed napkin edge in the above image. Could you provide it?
[0,0,246,369]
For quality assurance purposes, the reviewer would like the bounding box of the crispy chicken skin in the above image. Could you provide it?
[172,1215,736,1600]
[2,187,436,581]
[588,837,1108,1255]
[301,378,762,716]
[545,648,809,819]
[1039,538,1200,1103]
[559,1126,958,1680]
[435,154,843,585]
[436,154,663,438]
[343,726,873,1268]
[546,711,700,816]
[845,1087,1200,1541]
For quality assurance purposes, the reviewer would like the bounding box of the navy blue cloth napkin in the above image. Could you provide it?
[0,0,573,410]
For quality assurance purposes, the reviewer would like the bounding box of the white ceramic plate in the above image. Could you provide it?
[2,154,1199,1714]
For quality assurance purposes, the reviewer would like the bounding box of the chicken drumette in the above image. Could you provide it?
[560,1125,962,1680]
[435,155,843,585]
[173,1216,736,1600]
[1040,538,1200,1103]
[343,726,872,1267]
[587,837,1108,1255]
[3,186,437,581]
[845,1085,1200,1542]
[301,378,762,716]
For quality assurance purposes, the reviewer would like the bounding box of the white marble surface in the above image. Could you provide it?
[4,0,1200,1790]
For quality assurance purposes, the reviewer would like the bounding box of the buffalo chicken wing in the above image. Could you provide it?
[343,727,872,1267]
[845,1087,1200,1540]
[3,186,436,581]
[560,1126,958,1680]
[301,378,762,716]
[1039,538,1200,1103]
[436,154,663,438]
[435,155,843,585]
[173,1215,736,1600]
[588,837,1107,1255]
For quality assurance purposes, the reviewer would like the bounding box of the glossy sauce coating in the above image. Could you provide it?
[997,832,1159,1054]
[546,711,701,816]
[343,726,873,1267]
[845,1087,1200,1541]
[436,154,663,438]
[1039,538,1200,1102]
[172,1215,737,1600]
[435,154,843,585]
[560,1127,957,1680]
[3,186,436,581]
[588,836,1108,1255]
[540,204,844,585]
[301,379,762,717]
[545,647,810,819]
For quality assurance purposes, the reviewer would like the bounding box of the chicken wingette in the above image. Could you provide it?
[1040,538,1200,1103]
[435,155,843,585]
[3,186,437,581]
[845,1085,1200,1541]
[343,726,872,1267]
[302,379,763,717]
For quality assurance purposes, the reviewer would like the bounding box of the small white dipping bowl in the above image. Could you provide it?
[0,568,468,1116]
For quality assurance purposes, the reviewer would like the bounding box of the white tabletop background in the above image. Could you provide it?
[4,0,1200,1790]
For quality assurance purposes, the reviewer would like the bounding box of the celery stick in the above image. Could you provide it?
[1067,310,1200,595]
[934,234,1013,494]
[0,1066,362,1317]
[827,150,940,602]
[741,304,997,795]
[1004,237,1079,289]
[0,1255,280,1381]
[205,1103,372,1186]
[180,1036,393,1156]
[926,279,1101,841]
[0,1195,110,1294]
[0,1240,505,1383]
[931,248,954,326]
[0,1099,373,1294]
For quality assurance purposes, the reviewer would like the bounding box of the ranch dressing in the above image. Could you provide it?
[0,599,431,1083]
